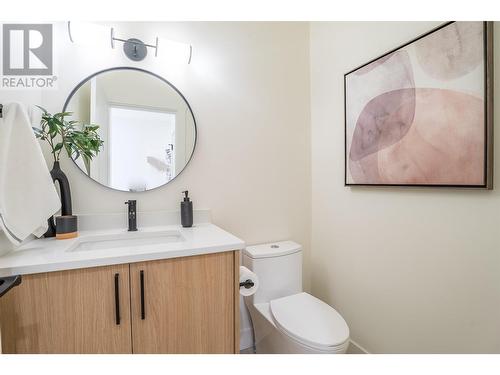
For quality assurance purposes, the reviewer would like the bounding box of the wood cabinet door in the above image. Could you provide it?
[130,252,236,353]
[0,264,132,353]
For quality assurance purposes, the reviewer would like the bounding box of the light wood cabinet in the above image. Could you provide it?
[130,252,235,353]
[0,264,131,354]
[0,250,240,354]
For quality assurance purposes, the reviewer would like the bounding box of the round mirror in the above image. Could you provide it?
[64,67,196,192]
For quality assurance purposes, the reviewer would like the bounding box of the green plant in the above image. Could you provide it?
[33,106,103,174]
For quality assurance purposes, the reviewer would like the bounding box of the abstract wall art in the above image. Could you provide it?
[344,22,493,188]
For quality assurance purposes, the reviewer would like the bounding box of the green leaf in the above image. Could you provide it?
[47,119,58,136]
[35,105,49,115]
[32,127,43,138]
[54,111,72,118]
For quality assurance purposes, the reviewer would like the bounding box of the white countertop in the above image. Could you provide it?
[0,223,245,277]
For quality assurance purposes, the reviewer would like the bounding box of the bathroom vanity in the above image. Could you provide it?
[0,212,244,354]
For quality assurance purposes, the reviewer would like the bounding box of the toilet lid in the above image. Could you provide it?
[270,292,349,349]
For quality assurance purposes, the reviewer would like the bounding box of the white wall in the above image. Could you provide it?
[0,22,311,290]
[310,22,500,353]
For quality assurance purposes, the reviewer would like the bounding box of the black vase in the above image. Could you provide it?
[45,161,73,238]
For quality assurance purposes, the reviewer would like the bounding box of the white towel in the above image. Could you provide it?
[0,103,61,245]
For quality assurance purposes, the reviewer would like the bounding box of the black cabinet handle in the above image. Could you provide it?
[114,273,120,325]
[140,270,145,320]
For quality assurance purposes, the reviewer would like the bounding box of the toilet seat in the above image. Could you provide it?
[270,292,349,351]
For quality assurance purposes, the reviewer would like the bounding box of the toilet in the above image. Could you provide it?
[243,241,350,354]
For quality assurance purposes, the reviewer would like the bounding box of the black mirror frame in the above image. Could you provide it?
[63,66,197,193]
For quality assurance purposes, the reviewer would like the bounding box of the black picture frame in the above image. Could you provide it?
[344,22,494,189]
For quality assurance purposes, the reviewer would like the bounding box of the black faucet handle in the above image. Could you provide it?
[125,200,137,206]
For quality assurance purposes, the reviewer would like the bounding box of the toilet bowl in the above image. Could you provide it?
[243,241,350,354]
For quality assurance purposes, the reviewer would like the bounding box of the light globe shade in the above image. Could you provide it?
[157,38,192,65]
[68,21,112,49]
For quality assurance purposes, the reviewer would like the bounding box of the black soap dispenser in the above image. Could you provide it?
[180,190,193,228]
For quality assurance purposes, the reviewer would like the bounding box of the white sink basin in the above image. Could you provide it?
[69,230,184,252]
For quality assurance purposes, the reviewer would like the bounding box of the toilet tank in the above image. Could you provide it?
[243,241,302,304]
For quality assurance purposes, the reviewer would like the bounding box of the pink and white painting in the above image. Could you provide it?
[345,22,492,187]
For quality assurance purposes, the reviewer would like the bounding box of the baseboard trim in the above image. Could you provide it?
[347,339,370,354]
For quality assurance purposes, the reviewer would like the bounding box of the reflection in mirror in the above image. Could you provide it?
[65,68,196,192]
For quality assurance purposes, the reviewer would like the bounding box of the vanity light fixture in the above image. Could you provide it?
[67,21,192,64]
[67,21,112,48]
[155,38,193,65]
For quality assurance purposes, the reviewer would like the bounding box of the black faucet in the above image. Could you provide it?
[125,200,138,231]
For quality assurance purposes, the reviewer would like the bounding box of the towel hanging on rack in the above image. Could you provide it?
[0,103,61,245]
